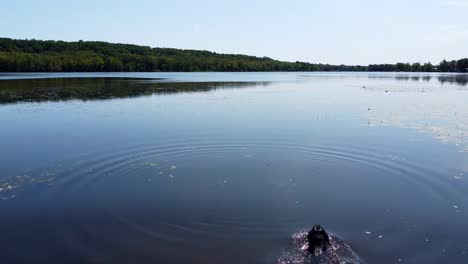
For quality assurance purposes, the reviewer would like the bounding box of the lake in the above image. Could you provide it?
[1,72,468,264]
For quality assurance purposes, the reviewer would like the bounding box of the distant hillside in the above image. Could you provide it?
[0,38,466,72]
[0,38,365,72]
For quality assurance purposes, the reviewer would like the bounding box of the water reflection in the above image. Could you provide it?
[438,76,468,86]
[368,74,468,86]
[0,78,270,104]
[1,73,468,264]
[361,75,468,151]
[367,104,468,154]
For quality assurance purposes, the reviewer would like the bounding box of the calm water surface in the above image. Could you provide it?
[1,72,468,263]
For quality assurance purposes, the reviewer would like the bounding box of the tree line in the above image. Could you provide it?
[0,38,466,72]
[368,60,468,72]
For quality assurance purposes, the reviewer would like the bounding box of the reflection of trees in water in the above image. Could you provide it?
[0,78,270,104]
[368,74,468,86]
[438,76,468,86]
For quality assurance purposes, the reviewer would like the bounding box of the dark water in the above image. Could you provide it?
[1,72,468,264]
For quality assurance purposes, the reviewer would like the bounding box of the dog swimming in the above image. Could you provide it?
[278,225,365,264]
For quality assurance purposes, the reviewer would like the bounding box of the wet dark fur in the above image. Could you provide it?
[307,224,331,254]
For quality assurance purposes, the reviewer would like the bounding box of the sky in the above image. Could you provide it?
[1,0,467,65]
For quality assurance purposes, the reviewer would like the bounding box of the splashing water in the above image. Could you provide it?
[278,231,365,264]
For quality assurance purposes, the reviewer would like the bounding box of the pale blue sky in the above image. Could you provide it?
[1,0,467,65]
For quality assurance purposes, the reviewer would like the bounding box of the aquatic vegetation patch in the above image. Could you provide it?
[0,173,56,200]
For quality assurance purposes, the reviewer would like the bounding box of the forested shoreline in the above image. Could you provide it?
[0,38,467,72]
